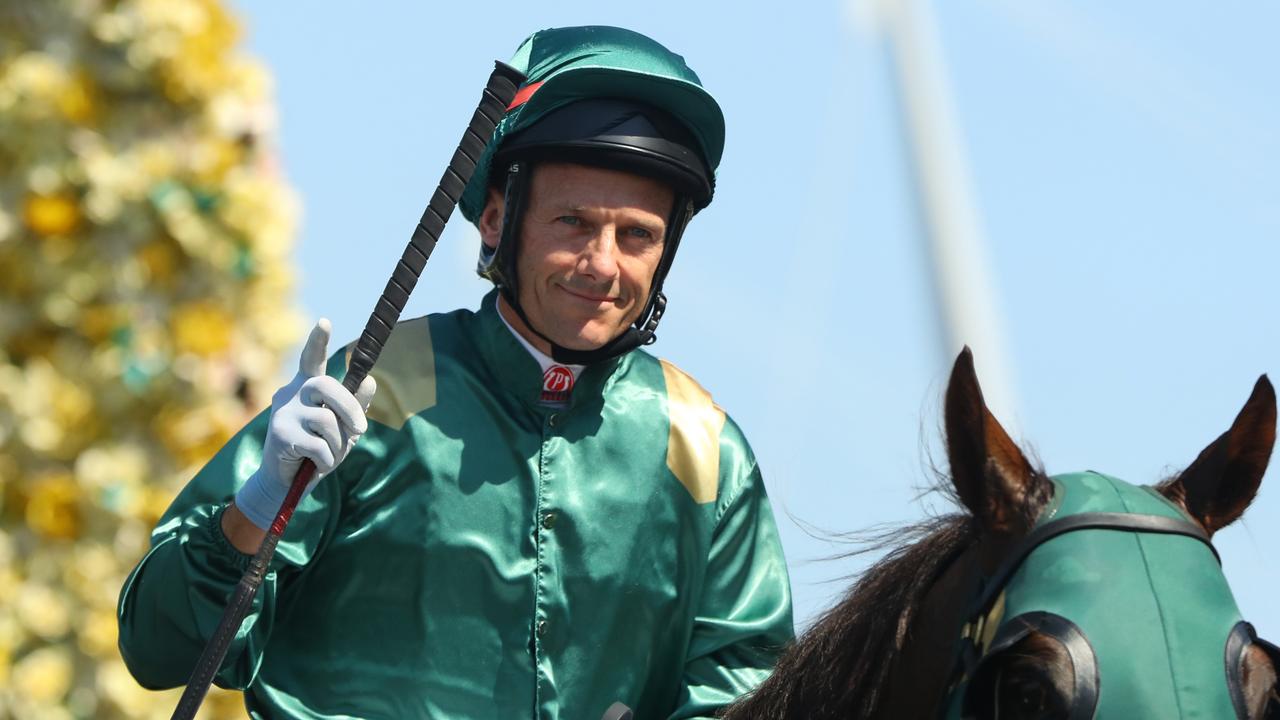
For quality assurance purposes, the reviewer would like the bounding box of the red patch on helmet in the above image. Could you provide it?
[507,81,544,111]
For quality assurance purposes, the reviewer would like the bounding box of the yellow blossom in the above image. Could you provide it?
[97,660,179,716]
[0,569,19,604]
[137,239,182,285]
[2,1,296,715]
[192,136,244,184]
[63,543,123,608]
[52,374,95,435]
[78,608,119,658]
[58,69,98,124]
[12,645,73,704]
[142,484,177,528]
[16,584,71,640]
[20,417,63,455]
[5,52,69,113]
[23,193,81,237]
[171,300,234,356]
[153,0,242,102]
[0,610,21,653]
[222,169,298,257]
[75,444,149,492]
[25,473,82,541]
[78,303,125,343]
[154,402,239,469]
[137,140,178,179]
[113,520,152,565]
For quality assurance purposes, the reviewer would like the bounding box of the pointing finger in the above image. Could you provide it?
[299,318,332,377]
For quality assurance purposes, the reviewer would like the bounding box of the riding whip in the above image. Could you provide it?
[601,701,634,720]
[170,60,526,720]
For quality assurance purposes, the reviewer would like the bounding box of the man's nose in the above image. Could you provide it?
[578,226,620,281]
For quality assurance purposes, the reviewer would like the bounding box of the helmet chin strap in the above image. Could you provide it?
[502,289,665,365]
[487,160,691,366]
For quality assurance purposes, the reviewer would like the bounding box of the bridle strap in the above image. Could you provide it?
[971,512,1218,624]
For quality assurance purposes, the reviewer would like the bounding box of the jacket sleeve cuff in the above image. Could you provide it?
[207,503,255,574]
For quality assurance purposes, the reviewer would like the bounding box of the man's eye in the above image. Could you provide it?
[557,216,581,226]
[626,227,656,240]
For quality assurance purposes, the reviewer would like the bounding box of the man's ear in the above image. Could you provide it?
[1158,376,1276,536]
[478,187,505,250]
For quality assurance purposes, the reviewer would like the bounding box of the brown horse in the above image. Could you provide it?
[723,349,1279,719]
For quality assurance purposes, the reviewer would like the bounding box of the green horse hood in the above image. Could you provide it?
[945,471,1262,719]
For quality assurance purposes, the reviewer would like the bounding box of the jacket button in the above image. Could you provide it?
[536,620,548,638]
[542,512,557,530]
[548,413,560,427]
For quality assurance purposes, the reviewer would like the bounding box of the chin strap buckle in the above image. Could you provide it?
[640,292,667,345]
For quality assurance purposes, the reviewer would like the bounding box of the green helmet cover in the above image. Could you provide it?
[458,25,725,225]
[943,472,1249,718]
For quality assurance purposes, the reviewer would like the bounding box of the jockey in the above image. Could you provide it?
[117,25,794,719]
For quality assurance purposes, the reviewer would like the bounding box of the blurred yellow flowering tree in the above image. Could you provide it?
[0,1,302,717]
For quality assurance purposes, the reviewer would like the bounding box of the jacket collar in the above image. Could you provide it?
[470,290,629,415]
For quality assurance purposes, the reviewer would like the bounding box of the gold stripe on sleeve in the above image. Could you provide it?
[660,359,725,504]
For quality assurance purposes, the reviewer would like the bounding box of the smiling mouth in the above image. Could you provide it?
[558,284,618,304]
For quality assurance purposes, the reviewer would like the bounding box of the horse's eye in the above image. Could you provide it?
[993,665,1067,719]
[965,631,1074,720]
[1232,630,1280,719]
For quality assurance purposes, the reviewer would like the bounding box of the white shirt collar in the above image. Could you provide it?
[495,297,585,406]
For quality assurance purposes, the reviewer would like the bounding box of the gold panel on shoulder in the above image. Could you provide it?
[346,317,437,430]
[660,360,725,504]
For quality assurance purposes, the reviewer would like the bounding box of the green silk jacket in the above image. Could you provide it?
[118,292,794,719]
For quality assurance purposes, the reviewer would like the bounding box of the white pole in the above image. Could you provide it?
[864,0,1019,423]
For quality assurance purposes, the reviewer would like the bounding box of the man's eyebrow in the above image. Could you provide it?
[634,218,665,234]
[548,202,665,229]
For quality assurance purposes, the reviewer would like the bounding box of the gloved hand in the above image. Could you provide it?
[234,319,377,530]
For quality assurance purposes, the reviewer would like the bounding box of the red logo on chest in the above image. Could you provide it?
[543,366,575,394]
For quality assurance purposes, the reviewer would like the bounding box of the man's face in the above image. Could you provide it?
[481,162,673,351]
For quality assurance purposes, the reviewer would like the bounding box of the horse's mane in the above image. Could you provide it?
[721,510,977,718]
[723,444,1057,720]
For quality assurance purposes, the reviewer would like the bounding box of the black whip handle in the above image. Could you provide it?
[171,60,526,720]
[344,61,525,394]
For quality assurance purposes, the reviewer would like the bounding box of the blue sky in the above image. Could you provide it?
[232,1,1279,639]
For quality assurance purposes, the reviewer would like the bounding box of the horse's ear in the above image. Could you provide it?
[1159,375,1276,536]
[945,347,1045,534]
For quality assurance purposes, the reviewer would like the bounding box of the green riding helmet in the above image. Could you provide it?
[459,25,725,365]
[942,472,1280,719]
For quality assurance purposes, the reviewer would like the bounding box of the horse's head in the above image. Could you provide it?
[720,350,1278,720]
[913,348,1279,719]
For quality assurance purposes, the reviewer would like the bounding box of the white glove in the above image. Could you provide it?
[234,319,377,530]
